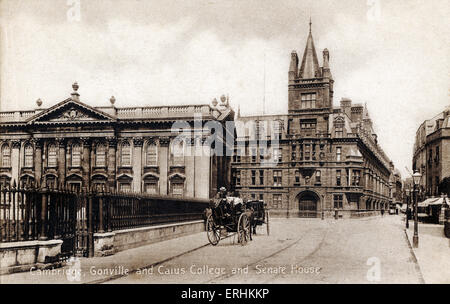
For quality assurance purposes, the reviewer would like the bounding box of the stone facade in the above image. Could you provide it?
[231,25,394,217]
[413,105,450,197]
[0,84,234,199]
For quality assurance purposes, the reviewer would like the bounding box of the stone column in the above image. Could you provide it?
[194,136,202,198]
[159,137,170,195]
[57,138,66,186]
[81,138,91,191]
[196,138,211,199]
[185,138,195,197]
[132,137,143,193]
[33,139,43,186]
[107,137,117,192]
[11,140,21,185]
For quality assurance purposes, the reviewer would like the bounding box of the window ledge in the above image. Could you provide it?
[118,166,132,169]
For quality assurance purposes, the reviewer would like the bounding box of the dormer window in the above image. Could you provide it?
[334,117,345,138]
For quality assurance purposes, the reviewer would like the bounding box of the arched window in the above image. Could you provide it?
[71,143,81,167]
[95,144,106,167]
[146,143,158,167]
[47,144,57,167]
[24,144,34,167]
[1,144,11,167]
[171,139,184,166]
[121,141,131,166]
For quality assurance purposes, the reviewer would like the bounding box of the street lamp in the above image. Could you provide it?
[405,187,410,229]
[412,170,422,248]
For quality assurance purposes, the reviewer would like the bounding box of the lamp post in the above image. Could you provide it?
[412,170,422,248]
[405,187,410,229]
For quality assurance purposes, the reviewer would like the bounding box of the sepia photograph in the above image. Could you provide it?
[0,0,449,294]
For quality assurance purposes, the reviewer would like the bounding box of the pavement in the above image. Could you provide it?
[404,217,450,284]
[1,215,447,284]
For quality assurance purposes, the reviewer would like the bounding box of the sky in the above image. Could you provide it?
[0,0,449,178]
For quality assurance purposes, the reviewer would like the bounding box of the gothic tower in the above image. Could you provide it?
[288,21,334,113]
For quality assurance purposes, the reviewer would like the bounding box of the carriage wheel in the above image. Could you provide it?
[206,215,220,246]
[237,213,251,245]
[265,211,270,236]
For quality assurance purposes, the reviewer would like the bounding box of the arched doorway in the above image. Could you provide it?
[297,191,320,218]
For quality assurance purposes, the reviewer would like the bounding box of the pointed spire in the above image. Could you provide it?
[298,22,320,79]
[309,16,312,33]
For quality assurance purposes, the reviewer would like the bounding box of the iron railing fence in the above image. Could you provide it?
[0,181,210,257]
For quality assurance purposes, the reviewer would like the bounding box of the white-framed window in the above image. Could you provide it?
[336,170,342,186]
[71,143,81,167]
[146,143,158,166]
[334,117,345,138]
[272,194,282,209]
[171,139,185,166]
[47,144,57,167]
[334,194,343,209]
[273,120,283,139]
[144,182,158,194]
[273,170,282,186]
[234,170,241,186]
[301,93,317,109]
[316,170,321,183]
[336,147,342,162]
[119,182,131,193]
[295,170,301,184]
[171,182,184,197]
[95,144,106,167]
[24,144,33,168]
[121,141,131,166]
[300,119,317,136]
[1,144,10,167]
[352,170,361,186]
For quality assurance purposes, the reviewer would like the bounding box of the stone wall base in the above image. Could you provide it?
[93,220,205,256]
[0,240,64,275]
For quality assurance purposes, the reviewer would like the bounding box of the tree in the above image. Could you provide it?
[438,176,450,196]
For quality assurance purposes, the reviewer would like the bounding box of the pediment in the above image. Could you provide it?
[27,98,115,125]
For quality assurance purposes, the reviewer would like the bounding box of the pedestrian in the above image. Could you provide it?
[381,208,385,217]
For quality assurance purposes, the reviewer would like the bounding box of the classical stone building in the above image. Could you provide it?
[0,83,234,199]
[413,105,450,197]
[231,24,394,217]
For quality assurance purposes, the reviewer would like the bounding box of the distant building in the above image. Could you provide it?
[231,23,394,217]
[390,168,403,207]
[0,83,234,199]
[413,105,450,197]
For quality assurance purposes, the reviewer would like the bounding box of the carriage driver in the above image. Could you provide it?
[216,187,232,220]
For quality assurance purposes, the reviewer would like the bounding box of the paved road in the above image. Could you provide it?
[107,215,423,284]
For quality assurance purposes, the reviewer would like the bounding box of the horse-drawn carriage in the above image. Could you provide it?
[205,196,269,246]
[205,196,252,246]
